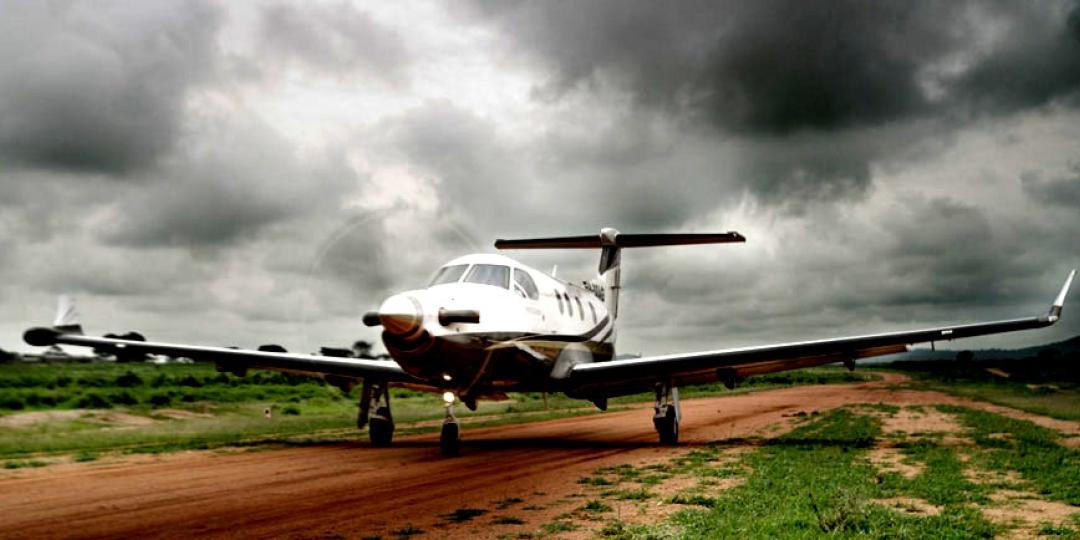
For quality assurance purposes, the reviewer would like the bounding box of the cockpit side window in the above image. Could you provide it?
[574,297,584,320]
[588,302,597,323]
[429,264,469,286]
[556,290,565,314]
[464,264,510,289]
[513,269,539,300]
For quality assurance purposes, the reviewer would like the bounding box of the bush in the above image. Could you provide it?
[77,376,109,388]
[282,405,301,416]
[75,392,112,409]
[178,375,202,388]
[110,391,138,406]
[114,372,143,388]
[149,393,172,407]
[0,396,25,410]
[22,391,58,408]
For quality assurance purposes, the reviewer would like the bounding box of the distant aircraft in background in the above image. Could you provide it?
[25,228,1076,455]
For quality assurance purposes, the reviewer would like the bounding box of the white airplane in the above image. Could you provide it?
[24,228,1076,455]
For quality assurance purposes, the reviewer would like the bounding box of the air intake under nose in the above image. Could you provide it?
[378,294,424,337]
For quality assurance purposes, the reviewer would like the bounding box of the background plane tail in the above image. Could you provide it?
[495,228,746,320]
[52,295,83,334]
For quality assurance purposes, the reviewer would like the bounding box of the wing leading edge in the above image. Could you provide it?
[567,270,1076,398]
[23,327,414,383]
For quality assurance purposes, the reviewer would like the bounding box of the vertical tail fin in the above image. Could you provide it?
[495,228,746,321]
[53,295,83,334]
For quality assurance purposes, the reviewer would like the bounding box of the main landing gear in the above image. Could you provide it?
[359,381,394,446]
[440,392,461,456]
[653,382,680,445]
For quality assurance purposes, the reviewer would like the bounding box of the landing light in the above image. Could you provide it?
[442,373,452,381]
[442,391,455,405]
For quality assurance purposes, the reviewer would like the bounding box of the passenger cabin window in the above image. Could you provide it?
[429,264,468,286]
[574,297,584,320]
[513,269,539,300]
[464,264,510,289]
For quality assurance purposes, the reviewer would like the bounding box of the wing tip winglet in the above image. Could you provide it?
[1048,269,1076,321]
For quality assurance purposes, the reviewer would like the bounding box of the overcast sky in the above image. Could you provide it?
[1,0,1078,357]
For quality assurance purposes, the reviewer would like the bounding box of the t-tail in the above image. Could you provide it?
[494,228,746,319]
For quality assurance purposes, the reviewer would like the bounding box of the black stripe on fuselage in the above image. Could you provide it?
[506,314,612,344]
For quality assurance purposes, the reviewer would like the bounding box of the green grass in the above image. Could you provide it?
[880,438,988,506]
[390,524,423,538]
[940,404,1080,505]
[539,520,578,534]
[657,408,999,538]
[3,459,48,469]
[495,496,524,509]
[579,500,612,513]
[891,366,1080,421]
[442,508,487,523]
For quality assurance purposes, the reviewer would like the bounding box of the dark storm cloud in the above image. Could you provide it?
[468,0,1080,133]
[98,114,359,249]
[1022,164,1080,207]
[258,3,409,82]
[0,1,221,175]
[463,0,1080,206]
[875,197,1041,306]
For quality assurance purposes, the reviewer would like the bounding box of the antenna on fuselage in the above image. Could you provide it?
[494,228,746,320]
[551,265,557,278]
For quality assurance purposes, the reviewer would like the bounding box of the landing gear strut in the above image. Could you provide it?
[360,381,394,446]
[441,392,460,456]
[653,382,680,445]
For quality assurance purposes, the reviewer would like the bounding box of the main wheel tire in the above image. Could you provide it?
[440,422,460,456]
[657,408,679,445]
[369,407,394,446]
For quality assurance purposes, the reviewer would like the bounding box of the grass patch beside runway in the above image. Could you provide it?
[941,404,1080,505]
[556,404,1079,538]
[919,379,1080,421]
[664,409,998,538]
[0,362,875,461]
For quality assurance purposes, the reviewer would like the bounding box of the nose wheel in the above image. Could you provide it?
[440,392,461,456]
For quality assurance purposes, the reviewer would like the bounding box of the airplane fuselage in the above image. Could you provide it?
[374,253,615,396]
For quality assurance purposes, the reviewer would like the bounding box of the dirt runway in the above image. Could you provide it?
[2,374,1076,539]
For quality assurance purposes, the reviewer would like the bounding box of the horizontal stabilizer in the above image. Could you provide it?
[495,231,745,250]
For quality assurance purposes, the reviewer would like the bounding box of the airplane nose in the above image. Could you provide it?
[378,294,424,337]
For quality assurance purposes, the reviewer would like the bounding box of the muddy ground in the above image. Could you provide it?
[1,373,1077,539]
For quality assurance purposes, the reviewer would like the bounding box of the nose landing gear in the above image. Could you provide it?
[653,382,680,445]
[441,392,461,456]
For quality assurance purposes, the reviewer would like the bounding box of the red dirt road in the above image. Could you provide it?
[2,374,1076,539]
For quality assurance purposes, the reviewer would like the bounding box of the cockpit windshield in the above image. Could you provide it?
[464,264,510,289]
[429,264,468,286]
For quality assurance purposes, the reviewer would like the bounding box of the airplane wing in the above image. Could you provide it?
[567,270,1076,397]
[23,326,416,383]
